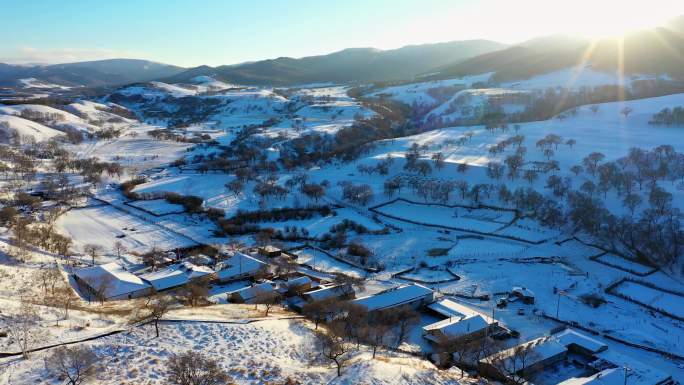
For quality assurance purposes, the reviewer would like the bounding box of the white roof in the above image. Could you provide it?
[140,262,213,291]
[216,252,265,280]
[285,276,312,287]
[423,314,491,337]
[75,262,150,298]
[231,282,274,301]
[352,284,433,311]
[482,336,566,368]
[594,350,672,385]
[304,284,354,302]
[554,329,607,353]
[428,298,495,323]
[512,286,535,297]
[558,369,623,385]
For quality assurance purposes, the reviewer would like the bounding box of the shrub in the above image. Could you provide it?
[580,293,607,308]
[347,242,371,258]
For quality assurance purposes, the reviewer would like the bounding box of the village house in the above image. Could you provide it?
[278,276,313,296]
[289,283,355,311]
[139,261,214,292]
[215,252,267,282]
[74,262,152,301]
[422,298,498,344]
[351,283,434,312]
[229,282,277,304]
[479,335,568,382]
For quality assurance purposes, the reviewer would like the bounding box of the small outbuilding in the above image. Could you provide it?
[258,245,282,258]
[510,286,535,304]
[280,276,313,296]
[229,282,276,304]
[423,298,497,344]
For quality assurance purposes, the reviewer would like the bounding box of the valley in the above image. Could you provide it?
[1,12,684,385]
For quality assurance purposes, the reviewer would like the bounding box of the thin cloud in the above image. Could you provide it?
[0,46,143,65]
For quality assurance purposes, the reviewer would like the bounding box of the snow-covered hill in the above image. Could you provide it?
[0,114,64,141]
[0,104,99,133]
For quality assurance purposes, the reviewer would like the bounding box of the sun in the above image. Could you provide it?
[562,1,679,39]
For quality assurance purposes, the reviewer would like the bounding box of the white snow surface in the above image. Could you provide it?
[0,114,64,141]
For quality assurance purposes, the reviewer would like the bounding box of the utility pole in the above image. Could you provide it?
[623,366,630,385]
[556,290,565,319]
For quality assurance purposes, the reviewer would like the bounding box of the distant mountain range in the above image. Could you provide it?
[163,40,507,86]
[1,16,683,89]
[431,16,684,83]
[0,59,185,88]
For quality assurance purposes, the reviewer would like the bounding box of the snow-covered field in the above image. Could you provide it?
[373,200,510,233]
[55,205,196,254]
[2,319,471,385]
[126,199,186,216]
[613,280,684,319]
[0,114,64,141]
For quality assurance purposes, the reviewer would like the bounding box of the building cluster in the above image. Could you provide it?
[73,250,267,300]
[71,245,673,385]
[480,329,674,385]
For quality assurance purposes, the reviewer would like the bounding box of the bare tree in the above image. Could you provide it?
[136,294,173,338]
[2,300,43,358]
[621,106,634,118]
[302,299,336,330]
[36,265,61,298]
[167,350,231,385]
[489,340,542,385]
[318,332,350,377]
[431,152,445,170]
[55,282,79,324]
[112,240,126,260]
[85,274,113,305]
[141,246,166,270]
[46,346,98,385]
[391,306,420,346]
[436,334,481,376]
[253,291,280,316]
[83,244,103,266]
[225,179,244,198]
[180,278,210,307]
[362,322,390,359]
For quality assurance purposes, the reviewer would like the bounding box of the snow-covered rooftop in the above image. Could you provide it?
[553,329,607,353]
[140,262,214,291]
[216,252,266,281]
[303,283,354,302]
[285,276,312,288]
[423,314,491,337]
[75,262,151,299]
[511,286,535,297]
[351,284,434,312]
[427,298,495,323]
[230,282,275,302]
[557,368,624,385]
[482,336,567,368]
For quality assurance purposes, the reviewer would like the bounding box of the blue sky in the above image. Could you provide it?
[2,0,683,67]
